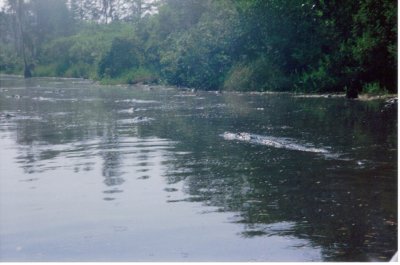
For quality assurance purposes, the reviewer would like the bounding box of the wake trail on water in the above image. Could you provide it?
[222,132,332,155]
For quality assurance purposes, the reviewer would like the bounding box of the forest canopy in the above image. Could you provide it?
[0,0,397,93]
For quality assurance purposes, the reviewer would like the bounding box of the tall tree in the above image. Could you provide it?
[101,0,115,23]
[350,0,397,92]
[32,0,73,42]
[6,0,33,77]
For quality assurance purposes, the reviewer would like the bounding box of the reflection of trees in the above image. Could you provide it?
[100,124,125,187]
[4,78,128,196]
[151,93,397,261]
[5,78,175,202]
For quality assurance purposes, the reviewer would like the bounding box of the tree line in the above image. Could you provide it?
[0,0,397,94]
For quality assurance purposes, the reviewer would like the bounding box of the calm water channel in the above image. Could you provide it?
[0,75,397,261]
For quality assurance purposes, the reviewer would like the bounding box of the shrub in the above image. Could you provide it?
[100,67,158,85]
[223,63,252,91]
[64,63,94,79]
[98,37,141,78]
[294,56,338,93]
[224,57,288,91]
[34,64,58,77]
[0,46,23,74]
[362,82,388,95]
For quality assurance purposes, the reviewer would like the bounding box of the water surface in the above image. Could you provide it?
[0,75,397,261]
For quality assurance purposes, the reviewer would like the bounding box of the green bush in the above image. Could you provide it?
[224,57,288,91]
[100,67,158,85]
[295,65,337,93]
[36,23,136,80]
[64,63,94,79]
[0,46,23,74]
[98,37,142,78]
[223,63,253,91]
[362,82,388,95]
[34,64,58,77]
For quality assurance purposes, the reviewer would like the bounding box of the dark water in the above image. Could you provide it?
[0,75,397,261]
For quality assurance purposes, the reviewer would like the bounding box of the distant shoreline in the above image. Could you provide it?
[0,73,397,101]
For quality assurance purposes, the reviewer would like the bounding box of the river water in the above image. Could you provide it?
[0,75,397,261]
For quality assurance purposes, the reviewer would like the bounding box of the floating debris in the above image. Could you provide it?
[164,187,178,192]
[32,96,56,102]
[118,107,135,114]
[118,117,154,124]
[293,93,344,98]
[382,97,397,112]
[1,113,16,119]
[115,99,159,104]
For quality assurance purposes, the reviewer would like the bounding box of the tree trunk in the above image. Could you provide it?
[346,78,360,99]
[12,0,32,78]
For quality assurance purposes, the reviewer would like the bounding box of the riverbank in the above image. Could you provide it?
[1,73,397,102]
[293,92,398,101]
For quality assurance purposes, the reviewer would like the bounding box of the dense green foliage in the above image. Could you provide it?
[0,0,397,93]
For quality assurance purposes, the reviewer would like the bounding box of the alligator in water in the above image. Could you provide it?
[221,132,330,154]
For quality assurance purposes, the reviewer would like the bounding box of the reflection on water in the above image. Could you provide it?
[0,75,397,261]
